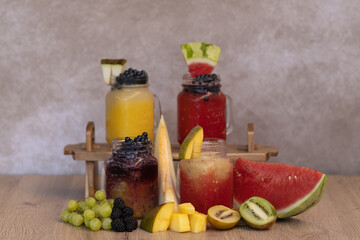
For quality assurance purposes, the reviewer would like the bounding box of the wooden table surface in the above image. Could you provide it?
[0,175,359,240]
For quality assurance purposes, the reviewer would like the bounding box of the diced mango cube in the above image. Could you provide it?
[169,213,191,233]
[178,203,195,215]
[189,212,207,233]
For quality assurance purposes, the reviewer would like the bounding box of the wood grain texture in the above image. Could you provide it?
[0,175,358,239]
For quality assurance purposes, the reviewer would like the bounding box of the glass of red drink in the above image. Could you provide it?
[179,138,233,214]
[177,74,233,144]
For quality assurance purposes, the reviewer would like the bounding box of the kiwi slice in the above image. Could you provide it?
[239,197,277,230]
[207,205,240,230]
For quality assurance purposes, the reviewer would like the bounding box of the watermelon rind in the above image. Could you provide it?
[181,42,221,65]
[277,174,328,218]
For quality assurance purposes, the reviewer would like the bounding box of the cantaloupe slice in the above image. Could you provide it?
[154,115,179,211]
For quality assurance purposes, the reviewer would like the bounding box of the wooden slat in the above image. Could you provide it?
[247,123,255,152]
[64,122,278,163]
[64,143,278,162]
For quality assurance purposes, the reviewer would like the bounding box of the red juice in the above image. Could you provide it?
[177,74,227,144]
[179,148,233,214]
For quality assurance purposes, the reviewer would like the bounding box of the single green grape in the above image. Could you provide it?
[101,217,112,230]
[100,200,111,207]
[99,204,112,218]
[78,200,86,212]
[84,209,96,221]
[86,197,96,208]
[67,200,79,212]
[61,209,71,223]
[95,190,106,201]
[92,205,101,216]
[71,213,84,227]
[90,218,102,231]
[84,218,91,228]
[81,205,90,212]
[107,199,114,207]
[68,212,77,224]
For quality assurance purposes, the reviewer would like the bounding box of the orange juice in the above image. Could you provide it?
[106,85,154,145]
[105,69,157,145]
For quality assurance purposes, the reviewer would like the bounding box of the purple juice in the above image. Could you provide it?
[105,134,158,218]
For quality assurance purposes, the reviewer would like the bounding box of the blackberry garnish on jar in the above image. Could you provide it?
[183,73,221,95]
[114,68,148,87]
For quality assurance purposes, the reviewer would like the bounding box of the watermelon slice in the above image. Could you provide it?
[181,42,221,77]
[233,158,328,218]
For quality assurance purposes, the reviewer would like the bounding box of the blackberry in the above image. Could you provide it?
[122,206,134,217]
[113,198,125,209]
[140,132,148,142]
[124,217,138,232]
[111,207,123,219]
[125,137,131,142]
[111,218,126,232]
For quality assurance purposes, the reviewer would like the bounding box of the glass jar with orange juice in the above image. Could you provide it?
[106,68,160,145]
[179,138,233,214]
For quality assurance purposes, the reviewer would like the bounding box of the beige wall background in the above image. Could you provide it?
[0,0,359,175]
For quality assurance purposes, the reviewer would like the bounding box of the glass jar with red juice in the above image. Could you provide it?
[179,138,233,214]
[177,74,233,144]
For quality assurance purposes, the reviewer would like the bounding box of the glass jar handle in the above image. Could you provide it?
[154,94,162,129]
[225,94,233,135]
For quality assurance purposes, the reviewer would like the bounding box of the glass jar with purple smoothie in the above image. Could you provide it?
[104,132,158,218]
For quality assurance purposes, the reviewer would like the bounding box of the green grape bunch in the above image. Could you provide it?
[61,190,113,231]
[60,189,138,232]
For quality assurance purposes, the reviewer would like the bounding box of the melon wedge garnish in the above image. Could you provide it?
[154,115,179,210]
[100,59,126,85]
[181,42,221,77]
[178,126,203,160]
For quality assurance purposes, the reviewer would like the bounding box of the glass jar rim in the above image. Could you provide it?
[111,83,149,90]
[181,74,221,90]
[111,137,152,152]
[192,137,227,156]
[194,138,226,147]
[182,73,221,79]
